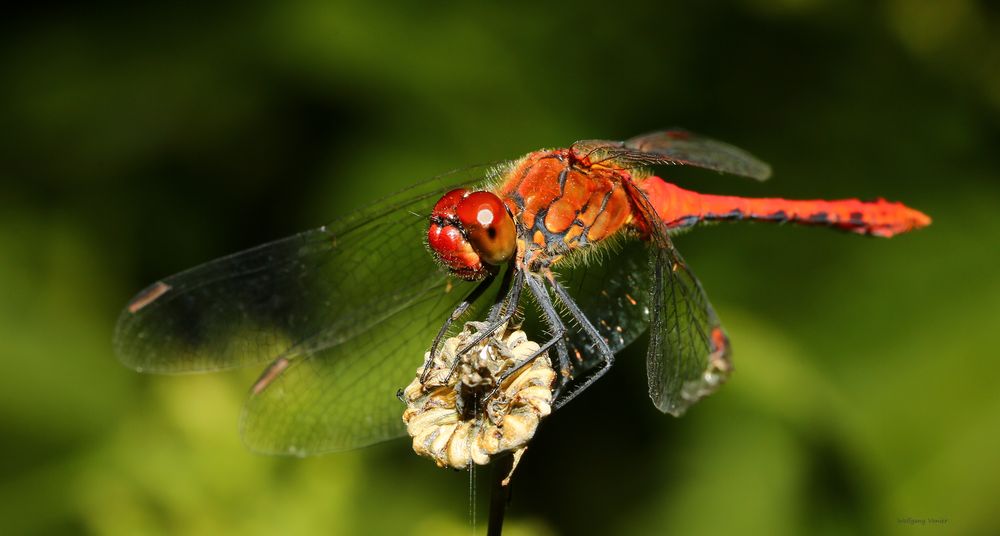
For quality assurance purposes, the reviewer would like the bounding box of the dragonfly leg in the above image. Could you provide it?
[545,273,615,410]
[441,268,526,382]
[523,274,570,398]
[481,273,568,402]
[486,264,517,323]
[420,272,497,383]
[485,322,566,403]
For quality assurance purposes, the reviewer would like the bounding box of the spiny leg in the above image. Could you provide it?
[441,268,526,382]
[523,274,570,399]
[420,271,498,383]
[480,273,569,402]
[545,272,615,410]
[486,264,517,323]
[485,323,567,403]
[455,268,525,352]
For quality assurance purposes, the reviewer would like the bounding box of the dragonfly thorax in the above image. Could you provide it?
[427,188,517,280]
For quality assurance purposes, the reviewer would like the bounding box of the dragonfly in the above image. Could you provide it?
[114,129,930,457]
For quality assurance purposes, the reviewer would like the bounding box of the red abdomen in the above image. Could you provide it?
[640,176,931,238]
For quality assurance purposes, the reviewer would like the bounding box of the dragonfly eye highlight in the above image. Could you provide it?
[456,191,516,265]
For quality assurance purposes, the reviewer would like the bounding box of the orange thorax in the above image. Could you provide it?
[496,150,634,263]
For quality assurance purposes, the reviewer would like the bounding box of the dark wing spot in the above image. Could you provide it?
[251,356,291,395]
[127,281,172,313]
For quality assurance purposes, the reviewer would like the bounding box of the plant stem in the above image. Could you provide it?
[487,454,514,536]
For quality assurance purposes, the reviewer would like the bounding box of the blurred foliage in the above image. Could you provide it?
[1,0,999,535]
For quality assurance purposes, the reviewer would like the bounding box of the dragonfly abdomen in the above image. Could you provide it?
[641,176,931,237]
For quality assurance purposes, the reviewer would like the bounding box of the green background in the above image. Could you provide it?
[2,1,998,535]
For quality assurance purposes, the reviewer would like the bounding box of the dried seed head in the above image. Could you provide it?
[401,322,555,469]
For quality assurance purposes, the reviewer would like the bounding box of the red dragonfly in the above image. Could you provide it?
[115,130,930,456]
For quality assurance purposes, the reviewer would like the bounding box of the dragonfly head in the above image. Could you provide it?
[428,189,516,280]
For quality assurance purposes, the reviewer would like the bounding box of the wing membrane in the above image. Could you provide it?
[553,239,652,376]
[573,129,771,181]
[114,165,511,453]
[645,245,730,416]
[113,166,499,374]
[619,180,732,416]
[240,282,484,454]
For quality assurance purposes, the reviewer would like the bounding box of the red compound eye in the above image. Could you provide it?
[427,219,483,279]
[431,188,468,218]
[455,191,516,265]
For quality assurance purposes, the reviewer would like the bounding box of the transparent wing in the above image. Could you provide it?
[114,165,508,453]
[621,180,732,416]
[572,129,771,181]
[645,244,731,416]
[240,282,486,454]
[552,238,652,376]
[114,165,500,374]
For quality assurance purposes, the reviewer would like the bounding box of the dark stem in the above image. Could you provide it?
[487,454,514,536]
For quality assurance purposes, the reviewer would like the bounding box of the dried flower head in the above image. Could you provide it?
[401,322,555,469]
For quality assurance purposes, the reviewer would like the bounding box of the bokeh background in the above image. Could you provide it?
[2,1,999,535]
